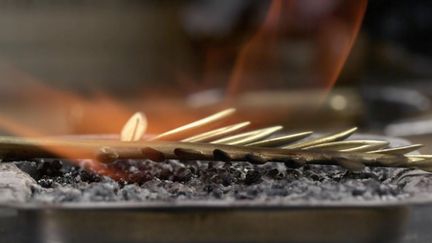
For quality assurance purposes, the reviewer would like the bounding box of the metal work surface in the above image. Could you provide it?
[0,202,408,243]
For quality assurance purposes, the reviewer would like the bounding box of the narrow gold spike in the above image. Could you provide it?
[407,157,426,163]
[367,144,424,155]
[120,112,147,142]
[303,140,388,151]
[407,158,432,171]
[150,108,236,141]
[283,127,358,149]
[181,122,250,142]
[339,143,390,152]
[211,126,283,145]
[246,131,313,147]
[407,154,432,162]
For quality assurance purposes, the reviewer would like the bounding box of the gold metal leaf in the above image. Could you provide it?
[181,121,250,142]
[246,131,313,147]
[283,127,358,149]
[303,140,388,151]
[367,144,423,155]
[120,112,147,142]
[151,108,236,141]
[211,126,283,145]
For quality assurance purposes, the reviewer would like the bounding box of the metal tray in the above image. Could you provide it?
[0,135,429,243]
[2,200,429,243]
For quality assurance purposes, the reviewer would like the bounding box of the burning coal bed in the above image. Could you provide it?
[2,108,432,205]
[1,158,431,204]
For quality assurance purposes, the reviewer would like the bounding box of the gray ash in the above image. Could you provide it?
[9,158,432,204]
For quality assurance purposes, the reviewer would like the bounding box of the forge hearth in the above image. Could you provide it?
[3,134,432,205]
[0,1,430,242]
[7,159,432,204]
[0,136,431,243]
[1,107,432,242]
[0,156,428,243]
[1,109,432,243]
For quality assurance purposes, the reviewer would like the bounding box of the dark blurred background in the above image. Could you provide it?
[0,0,431,146]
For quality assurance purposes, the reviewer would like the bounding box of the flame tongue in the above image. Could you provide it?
[226,0,368,98]
[0,1,369,181]
[320,0,368,92]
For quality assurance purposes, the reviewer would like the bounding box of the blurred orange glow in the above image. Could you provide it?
[0,66,133,179]
[319,0,368,92]
[0,1,368,180]
[0,115,44,137]
[225,0,367,98]
[227,0,284,97]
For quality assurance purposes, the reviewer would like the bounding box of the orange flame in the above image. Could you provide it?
[226,0,285,97]
[225,0,367,98]
[0,1,368,181]
[0,66,133,179]
[318,0,368,92]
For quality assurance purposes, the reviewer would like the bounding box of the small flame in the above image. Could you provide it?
[226,0,284,97]
[318,0,368,92]
[225,0,367,98]
[0,66,134,179]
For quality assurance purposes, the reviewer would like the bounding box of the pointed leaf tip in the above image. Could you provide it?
[121,112,147,142]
